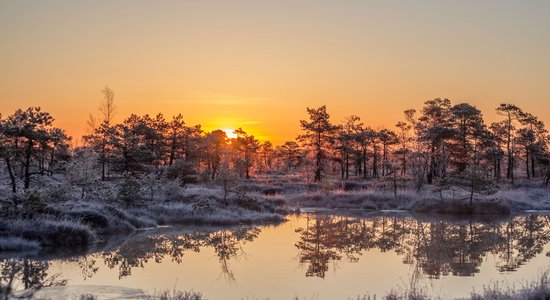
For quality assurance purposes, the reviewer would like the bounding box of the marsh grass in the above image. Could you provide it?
[0,184,287,254]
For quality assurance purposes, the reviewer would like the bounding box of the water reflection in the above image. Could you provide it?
[3,214,550,299]
[295,214,550,279]
[1,226,261,297]
[77,226,260,280]
[0,259,66,299]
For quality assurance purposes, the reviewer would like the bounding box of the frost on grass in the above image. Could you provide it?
[1,216,98,253]
[34,287,205,300]
[2,173,548,256]
[0,181,288,255]
[470,272,550,300]
[0,237,40,253]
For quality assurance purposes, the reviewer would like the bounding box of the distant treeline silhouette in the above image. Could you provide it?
[1,88,549,195]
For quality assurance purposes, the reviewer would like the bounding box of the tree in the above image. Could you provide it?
[67,147,96,199]
[496,103,523,183]
[449,103,486,172]
[354,126,374,179]
[107,114,167,174]
[395,121,412,176]
[182,124,203,165]
[100,86,116,125]
[203,130,228,180]
[378,128,399,177]
[83,121,115,181]
[417,99,455,184]
[1,107,56,189]
[277,141,301,171]
[0,114,18,193]
[118,174,142,207]
[167,114,186,166]
[516,112,548,179]
[337,115,362,179]
[403,108,430,190]
[259,141,274,173]
[488,121,507,180]
[45,127,71,174]
[83,87,118,181]
[233,128,260,179]
[367,128,380,179]
[298,106,339,182]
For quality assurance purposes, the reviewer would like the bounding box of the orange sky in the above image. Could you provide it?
[1,1,549,144]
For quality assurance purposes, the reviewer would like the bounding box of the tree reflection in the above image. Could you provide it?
[207,227,260,282]
[86,226,260,280]
[295,214,550,278]
[295,216,342,278]
[0,258,66,299]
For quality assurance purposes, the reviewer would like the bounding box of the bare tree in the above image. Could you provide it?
[100,86,116,125]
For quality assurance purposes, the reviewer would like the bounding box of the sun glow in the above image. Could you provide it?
[222,128,238,139]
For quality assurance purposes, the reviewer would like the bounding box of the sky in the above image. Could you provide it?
[1,0,549,144]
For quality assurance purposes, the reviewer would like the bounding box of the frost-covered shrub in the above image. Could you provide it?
[118,175,143,207]
[161,180,184,202]
[84,181,117,203]
[231,190,263,211]
[181,185,221,203]
[192,199,215,213]
[21,189,48,217]
[0,194,20,218]
[166,161,198,184]
[41,180,74,203]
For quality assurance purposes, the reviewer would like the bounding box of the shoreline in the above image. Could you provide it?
[1,179,549,257]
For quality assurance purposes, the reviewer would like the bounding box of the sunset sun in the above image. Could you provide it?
[222,128,238,139]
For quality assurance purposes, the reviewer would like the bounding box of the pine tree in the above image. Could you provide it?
[298,106,339,182]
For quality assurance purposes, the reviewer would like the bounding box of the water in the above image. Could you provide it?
[4,212,550,299]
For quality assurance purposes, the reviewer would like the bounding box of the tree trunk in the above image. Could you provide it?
[345,152,349,179]
[427,144,435,184]
[24,140,33,189]
[497,156,502,180]
[506,113,512,180]
[48,143,57,174]
[169,139,176,166]
[372,144,378,178]
[526,149,530,179]
[314,132,322,182]
[382,144,387,177]
[402,151,407,176]
[532,156,536,178]
[5,157,16,193]
[469,181,474,211]
[362,146,367,179]
[245,159,250,179]
[101,141,106,181]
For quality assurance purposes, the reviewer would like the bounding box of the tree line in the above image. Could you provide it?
[298,100,550,190]
[1,88,549,194]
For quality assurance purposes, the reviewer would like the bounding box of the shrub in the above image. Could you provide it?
[166,161,199,185]
[118,175,143,207]
[21,189,48,217]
